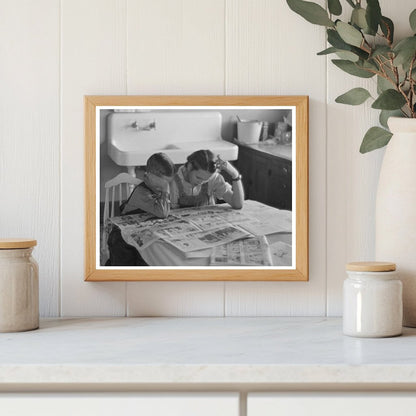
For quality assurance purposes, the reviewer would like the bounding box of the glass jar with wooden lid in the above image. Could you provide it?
[0,239,39,332]
[343,261,402,338]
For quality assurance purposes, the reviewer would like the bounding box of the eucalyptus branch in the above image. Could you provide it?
[409,56,416,117]
[390,58,400,86]
[397,82,413,118]
[286,0,416,151]
[362,37,373,53]
[378,21,393,48]
[357,64,382,78]
[375,57,399,89]
[374,56,385,73]
[377,54,393,67]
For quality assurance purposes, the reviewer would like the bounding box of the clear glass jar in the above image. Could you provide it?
[0,239,39,332]
[343,262,402,338]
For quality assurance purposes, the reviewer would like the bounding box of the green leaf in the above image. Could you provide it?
[317,46,358,61]
[360,127,392,153]
[362,59,379,72]
[327,29,348,49]
[336,21,363,47]
[335,87,371,105]
[371,46,392,58]
[393,36,416,71]
[377,75,393,94]
[332,59,375,78]
[327,29,369,59]
[372,89,407,110]
[317,47,338,55]
[366,0,382,35]
[410,9,416,32]
[379,110,402,129]
[328,0,342,16]
[380,16,394,44]
[351,7,369,32]
[286,0,334,27]
[335,50,359,62]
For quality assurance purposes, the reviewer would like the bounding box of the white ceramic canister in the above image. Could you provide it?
[237,121,262,144]
[0,239,39,332]
[343,262,402,338]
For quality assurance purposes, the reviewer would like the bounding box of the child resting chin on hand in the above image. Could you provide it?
[106,152,175,266]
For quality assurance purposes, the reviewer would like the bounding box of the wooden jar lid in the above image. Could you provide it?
[0,239,37,249]
[346,261,396,272]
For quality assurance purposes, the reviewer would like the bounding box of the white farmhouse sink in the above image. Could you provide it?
[107,111,238,167]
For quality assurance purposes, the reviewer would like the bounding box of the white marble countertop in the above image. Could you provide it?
[1,317,416,389]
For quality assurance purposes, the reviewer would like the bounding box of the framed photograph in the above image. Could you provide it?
[85,96,308,281]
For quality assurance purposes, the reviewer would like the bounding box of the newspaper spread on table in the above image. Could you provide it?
[210,236,273,266]
[109,203,292,259]
[269,241,292,267]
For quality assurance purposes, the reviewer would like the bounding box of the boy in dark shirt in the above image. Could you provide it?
[106,152,175,266]
[120,152,174,218]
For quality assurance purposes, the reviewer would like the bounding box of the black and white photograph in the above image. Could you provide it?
[98,105,295,269]
[84,95,308,281]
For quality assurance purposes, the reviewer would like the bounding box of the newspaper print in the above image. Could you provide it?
[210,236,272,266]
[238,200,292,235]
[165,225,251,253]
[110,212,155,227]
[154,220,201,238]
[269,241,292,266]
[172,205,255,231]
[110,214,182,250]
[171,206,231,230]
[108,202,292,258]
[124,227,159,251]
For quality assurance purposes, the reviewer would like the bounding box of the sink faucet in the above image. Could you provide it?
[132,120,156,131]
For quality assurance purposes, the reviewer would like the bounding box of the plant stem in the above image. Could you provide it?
[375,56,399,89]
[397,80,412,118]
[409,56,416,117]
[390,58,400,85]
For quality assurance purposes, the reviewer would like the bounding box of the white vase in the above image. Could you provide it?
[375,117,416,327]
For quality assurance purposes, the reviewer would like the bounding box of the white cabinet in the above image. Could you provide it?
[0,393,239,416]
[248,393,416,416]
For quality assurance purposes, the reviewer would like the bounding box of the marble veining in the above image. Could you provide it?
[1,317,416,385]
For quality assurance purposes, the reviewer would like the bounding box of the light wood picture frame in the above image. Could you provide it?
[85,96,308,281]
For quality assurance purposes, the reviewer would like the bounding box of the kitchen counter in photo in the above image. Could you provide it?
[241,142,293,161]
[233,139,293,161]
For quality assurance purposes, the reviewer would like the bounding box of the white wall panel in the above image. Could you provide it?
[125,0,226,316]
[3,0,408,317]
[126,0,225,94]
[61,0,127,316]
[326,0,416,316]
[0,1,60,317]
[224,0,327,315]
[127,282,225,316]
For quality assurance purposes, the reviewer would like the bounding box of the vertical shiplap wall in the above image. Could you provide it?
[125,0,226,316]
[61,0,127,316]
[224,0,327,316]
[0,1,60,317]
[326,0,416,315]
[1,0,412,317]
